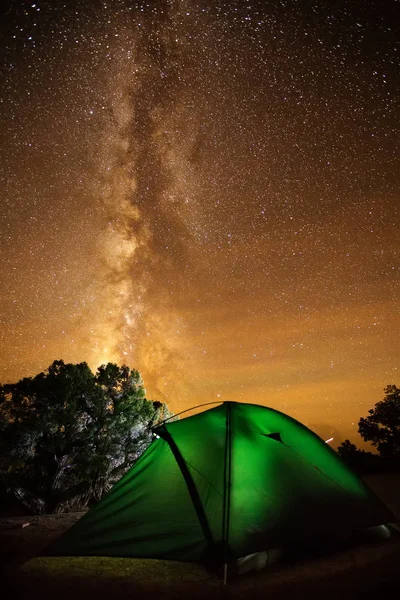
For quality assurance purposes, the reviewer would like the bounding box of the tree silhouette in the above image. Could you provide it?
[358,385,400,458]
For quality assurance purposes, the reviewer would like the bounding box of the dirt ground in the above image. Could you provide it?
[0,511,85,569]
[1,473,400,599]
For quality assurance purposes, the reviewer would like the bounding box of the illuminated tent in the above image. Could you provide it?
[45,402,393,565]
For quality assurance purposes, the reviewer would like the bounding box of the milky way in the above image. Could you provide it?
[0,0,399,446]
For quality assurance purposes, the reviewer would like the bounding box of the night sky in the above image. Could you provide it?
[1,0,398,446]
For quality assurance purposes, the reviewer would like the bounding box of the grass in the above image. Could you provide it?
[4,537,400,600]
[21,555,215,585]
[7,555,220,600]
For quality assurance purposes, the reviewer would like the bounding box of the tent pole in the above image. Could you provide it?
[154,401,223,428]
[222,402,232,589]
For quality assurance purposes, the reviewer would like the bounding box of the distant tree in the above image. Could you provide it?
[358,385,400,458]
[336,439,364,471]
[337,439,361,460]
[0,360,171,513]
[336,439,385,475]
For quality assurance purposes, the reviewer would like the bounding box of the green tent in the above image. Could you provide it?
[46,402,393,565]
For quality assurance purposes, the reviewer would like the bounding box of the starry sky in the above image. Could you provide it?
[1,0,399,447]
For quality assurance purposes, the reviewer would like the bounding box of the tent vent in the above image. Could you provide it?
[263,432,282,443]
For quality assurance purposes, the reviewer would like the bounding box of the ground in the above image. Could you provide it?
[1,474,400,599]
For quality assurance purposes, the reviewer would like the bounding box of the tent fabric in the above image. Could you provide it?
[45,402,393,563]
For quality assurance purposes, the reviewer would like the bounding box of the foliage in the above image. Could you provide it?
[336,439,383,475]
[0,361,171,513]
[337,439,361,461]
[337,439,365,473]
[358,385,400,458]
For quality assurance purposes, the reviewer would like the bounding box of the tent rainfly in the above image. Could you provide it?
[45,401,393,568]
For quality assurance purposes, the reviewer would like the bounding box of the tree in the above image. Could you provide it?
[337,439,366,472]
[336,439,383,474]
[337,439,361,460]
[0,360,171,513]
[358,385,400,458]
